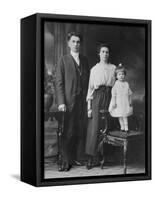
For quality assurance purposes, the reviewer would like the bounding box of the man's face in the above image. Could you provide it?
[68,35,80,53]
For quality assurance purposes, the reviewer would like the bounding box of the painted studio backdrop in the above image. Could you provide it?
[44,21,145,178]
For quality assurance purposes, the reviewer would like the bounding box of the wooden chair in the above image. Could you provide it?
[98,109,144,174]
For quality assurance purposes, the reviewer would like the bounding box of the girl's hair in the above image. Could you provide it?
[97,43,110,54]
[115,63,127,77]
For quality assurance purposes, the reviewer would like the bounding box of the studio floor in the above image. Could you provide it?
[44,120,145,179]
[44,159,145,179]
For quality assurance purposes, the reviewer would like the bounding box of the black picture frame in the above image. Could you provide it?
[21,13,151,187]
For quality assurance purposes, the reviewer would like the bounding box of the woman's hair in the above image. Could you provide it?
[97,43,110,54]
[115,63,127,77]
[67,31,82,42]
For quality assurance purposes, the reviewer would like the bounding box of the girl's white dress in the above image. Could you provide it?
[109,80,133,117]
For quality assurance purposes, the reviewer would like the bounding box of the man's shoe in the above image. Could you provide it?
[86,157,93,170]
[58,163,65,172]
[64,163,72,172]
[58,165,64,172]
[100,158,105,169]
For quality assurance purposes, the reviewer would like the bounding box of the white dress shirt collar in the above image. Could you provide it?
[71,51,80,65]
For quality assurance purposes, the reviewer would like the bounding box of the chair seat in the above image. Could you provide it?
[108,130,143,139]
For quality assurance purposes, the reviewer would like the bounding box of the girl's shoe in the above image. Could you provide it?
[125,130,130,134]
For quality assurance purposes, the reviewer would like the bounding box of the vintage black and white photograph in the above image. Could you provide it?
[43,19,149,180]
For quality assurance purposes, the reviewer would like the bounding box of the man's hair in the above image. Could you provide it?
[115,64,127,77]
[67,32,82,42]
[97,43,110,54]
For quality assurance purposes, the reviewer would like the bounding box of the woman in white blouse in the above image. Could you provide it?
[85,44,116,169]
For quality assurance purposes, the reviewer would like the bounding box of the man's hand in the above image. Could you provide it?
[58,104,67,112]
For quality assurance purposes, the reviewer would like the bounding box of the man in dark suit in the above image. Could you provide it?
[55,32,89,171]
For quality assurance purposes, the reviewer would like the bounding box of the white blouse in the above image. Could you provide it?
[86,62,116,101]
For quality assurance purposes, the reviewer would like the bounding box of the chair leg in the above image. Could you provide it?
[123,140,128,174]
[100,157,105,169]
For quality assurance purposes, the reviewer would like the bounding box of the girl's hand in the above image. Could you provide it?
[112,103,117,109]
[88,109,92,118]
[129,100,133,107]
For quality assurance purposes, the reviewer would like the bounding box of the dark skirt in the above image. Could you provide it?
[85,86,112,156]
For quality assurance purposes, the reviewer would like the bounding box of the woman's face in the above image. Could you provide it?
[99,47,109,62]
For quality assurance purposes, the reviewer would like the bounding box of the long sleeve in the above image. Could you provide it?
[111,84,117,97]
[55,58,65,106]
[110,84,117,106]
[86,70,94,101]
[108,84,116,113]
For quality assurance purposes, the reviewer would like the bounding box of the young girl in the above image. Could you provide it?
[109,64,133,133]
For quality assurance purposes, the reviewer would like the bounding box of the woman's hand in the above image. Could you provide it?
[87,100,92,118]
[87,109,92,118]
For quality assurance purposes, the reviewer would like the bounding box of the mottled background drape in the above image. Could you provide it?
[44,21,145,160]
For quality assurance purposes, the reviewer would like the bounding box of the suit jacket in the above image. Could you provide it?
[55,54,89,111]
